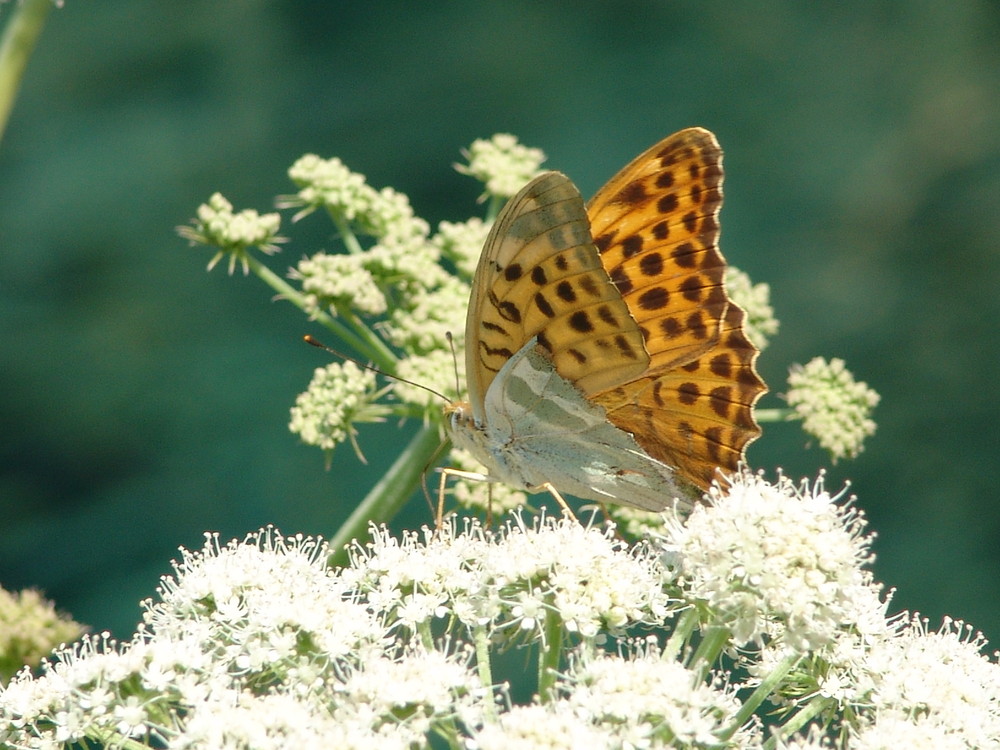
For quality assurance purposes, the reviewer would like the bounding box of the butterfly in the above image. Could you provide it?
[446,128,766,513]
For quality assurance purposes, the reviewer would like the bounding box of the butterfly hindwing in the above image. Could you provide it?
[594,302,765,488]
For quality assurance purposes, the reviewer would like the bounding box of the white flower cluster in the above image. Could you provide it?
[284,154,373,222]
[754,613,1000,748]
[0,588,83,679]
[384,276,470,356]
[455,133,547,198]
[3,474,999,748]
[1,529,479,749]
[475,642,752,749]
[291,252,387,317]
[663,471,877,652]
[284,153,449,320]
[786,357,880,462]
[178,192,283,274]
[288,361,390,459]
[849,616,1000,747]
[341,512,671,639]
[285,154,431,241]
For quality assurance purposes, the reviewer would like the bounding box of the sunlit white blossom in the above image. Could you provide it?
[562,640,753,747]
[471,702,617,750]
[4,505,999,748]
[393,349,463,408]
[661,469,878,650]
[433,217,492,277]
[292,252,387,317]
[383,275,468,355]
[283,154,375,222]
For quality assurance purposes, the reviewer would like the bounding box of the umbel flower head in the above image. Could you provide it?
[4,472,998,749]
[177,192,284,275]
[0,588,83,682]
[786,357,880,462]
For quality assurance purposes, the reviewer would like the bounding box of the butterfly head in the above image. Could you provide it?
[444,399,502,474]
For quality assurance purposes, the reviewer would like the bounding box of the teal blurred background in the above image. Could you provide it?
[2,2,998,639]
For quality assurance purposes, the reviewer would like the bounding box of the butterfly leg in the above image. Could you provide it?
[437,466,491,529]
[534,482,578,522]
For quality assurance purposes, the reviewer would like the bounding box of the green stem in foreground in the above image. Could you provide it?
[724,651,801,742]
[537,599,564,704]
[764,694,836,750]
[688,624,731,679]
[473,625,498,724]
[0,0,52,144]
[327,422,446,568]
[663,606,700,662]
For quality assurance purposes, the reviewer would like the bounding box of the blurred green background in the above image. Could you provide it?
[1,1,998,640]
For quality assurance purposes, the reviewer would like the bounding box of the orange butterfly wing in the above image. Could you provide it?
[586,128,766,489]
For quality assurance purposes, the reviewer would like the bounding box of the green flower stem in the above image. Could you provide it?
[664,606,700,661]
[724,651,801,743]
[417,620,435,651]
[755,407,797,422]
[328,210,366,256]
[764,694,836,750]
[326,422,445,568]
[433,721,464,750]
[472,625,498,723]
[85,731,148,750]
[536,599,564,704]
[689,624,731,678]
[0,0,52,144]
[244,252,397,370]
[484,194,504,223]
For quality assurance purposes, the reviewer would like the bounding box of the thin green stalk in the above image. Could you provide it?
[663,606,700,661]
[484,194,504,223]
[688,624,731,678]
[326,422,445,568]
[244,252,397,369]
[84,731,148,750]
[328,211,366,256]
[0,0,52,144]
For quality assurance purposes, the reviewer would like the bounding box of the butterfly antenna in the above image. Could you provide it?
[303,335,451,403]
[446,331,462,398]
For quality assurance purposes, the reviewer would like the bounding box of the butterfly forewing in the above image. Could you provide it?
[466,172,650,421]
